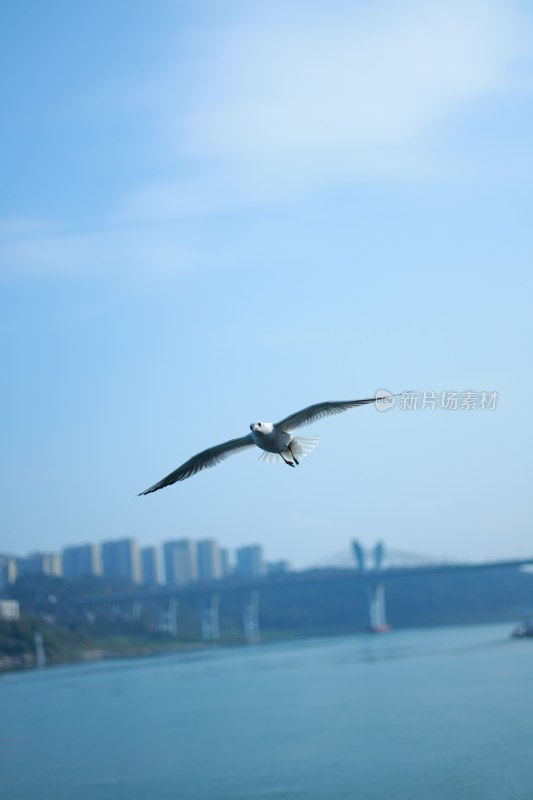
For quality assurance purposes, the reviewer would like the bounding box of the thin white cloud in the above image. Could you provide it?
[157,0,525,192]
[104,0,529,224]
[187,2,521,156]
[2,1,528,281]
[117,179,214,222]
[0,218,195,282]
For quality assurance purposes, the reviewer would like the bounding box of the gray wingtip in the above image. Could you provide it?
[138,485,157,496]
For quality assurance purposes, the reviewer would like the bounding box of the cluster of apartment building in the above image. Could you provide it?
[0,538,289,591]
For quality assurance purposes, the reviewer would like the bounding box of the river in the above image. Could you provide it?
[1,622,532,799]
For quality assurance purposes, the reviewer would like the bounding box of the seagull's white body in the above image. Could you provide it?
[250,422,289,452]
[139,394,385,495]
[249,422,319,465]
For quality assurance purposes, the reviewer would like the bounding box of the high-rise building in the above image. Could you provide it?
[0,599,20,621]
[141,546,162,586]
[163,540,197,586]
[220,548,232,578]
[267,560,290,575]
[0,555,17,589]
[101,538,142,584]
[18,552,62,578]
[62,544,102,579]
[44,552,63,577]
[235,545,265,577]
[197,539,222,582]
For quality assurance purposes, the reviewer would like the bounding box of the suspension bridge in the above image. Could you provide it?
[62,542,533,642]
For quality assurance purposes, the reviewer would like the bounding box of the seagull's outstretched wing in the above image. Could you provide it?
[276,397,380,432]
[139,434,255,494]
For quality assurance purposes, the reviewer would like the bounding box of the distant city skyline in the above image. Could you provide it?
[0,534,277,589]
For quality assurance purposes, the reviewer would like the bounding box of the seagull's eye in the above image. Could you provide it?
[258,422,262,427]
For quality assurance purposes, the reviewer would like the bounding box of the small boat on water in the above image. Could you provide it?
[511,620,533,638]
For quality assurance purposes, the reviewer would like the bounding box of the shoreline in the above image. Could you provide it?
[1,618,524,676]
[0,640,212,675]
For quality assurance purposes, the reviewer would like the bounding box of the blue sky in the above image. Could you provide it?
[1,0,532,568]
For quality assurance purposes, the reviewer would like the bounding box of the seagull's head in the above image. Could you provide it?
[250,421,273,434]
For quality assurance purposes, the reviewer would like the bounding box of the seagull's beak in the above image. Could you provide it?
[249,424,254,431]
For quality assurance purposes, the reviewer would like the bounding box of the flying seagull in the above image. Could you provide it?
[139,394,392,495]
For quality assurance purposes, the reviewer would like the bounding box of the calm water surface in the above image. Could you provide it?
[1,623,532,800]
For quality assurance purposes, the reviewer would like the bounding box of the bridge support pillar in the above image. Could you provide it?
[243,591,260,644]
[131,600,142,621]
[34,632,46,668]
[368,583,388,632]
[201,594,220,642]
[158,597,179,635]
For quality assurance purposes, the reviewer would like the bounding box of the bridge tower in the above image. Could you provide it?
[374,541,385,572]
[352,540,366,572]
[352,540,390,632]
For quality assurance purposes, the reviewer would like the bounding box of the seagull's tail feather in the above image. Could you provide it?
[258,437,320,464]
[258,451,283,463]
[291,435,319,460]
